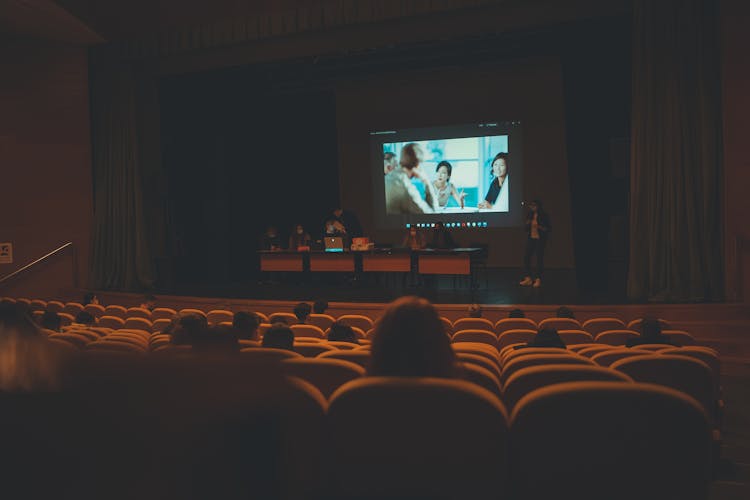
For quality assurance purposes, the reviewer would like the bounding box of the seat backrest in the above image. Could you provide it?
[269,312,298,325]
[326,341,360,350]
[336,314,374,332]
[538,317,581,331]
[317,349,371,370]
[581,317,625,336]
[502,364,632,410]
[497,329,536,350]
[293,342,337,358]
[439,317,454,335]
[595,329,640,345]
[290,324,325,339]
[57,312,75,327]
[627,317,671,332]
[662,329,696,345]
[453,317,495,332]
[591,349,649,367]
[46,300,64,313]
[83,303,105,318]
[307,313,335,331]
[327,377,508,499]
[631,343,676,352]
[659,346,720,391]
[239,347,301,361]
[178,308,207,318]
[510,381,712,500]
[501,354,593,385]
[103,305,127,318]
[495,317,537,334]
[452,329,498,349]
[460,363,502,396]
[281,358,364,398]
[126,307,152,319]
[151,307,177,320]
[502,347,575,366]
[612,354,716,426]
[577,344,618,358]
[29,299,47,311]
[206,309,233,325]
[456,353,503,380]
[151,318,172,333]
[49,332,90,349]
[557,329,594,345]
[123,317,153,330]
[63,302,84,316]
[567,343,600,353]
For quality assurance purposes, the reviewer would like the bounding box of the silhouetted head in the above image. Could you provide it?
[328,321,357,343]
[262,323,294,351]
[508,308,525,318]
[312,300,328,314]
[233,311,261,341]
[170,313,209,345]
[529,326,566,349]
[40,311,61,332]
[83,292,99,306]
[74,311,96,326]
[141,294,157,311]
[370,296,456,377]
[293,302,312,323]
[640,317,662,338]
[467,304,482,318]
[556,306,575,319]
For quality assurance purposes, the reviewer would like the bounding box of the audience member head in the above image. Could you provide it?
[370,296,456,377]
[262,323,294,351]
[399,143,424,171]
[467,304,482,318]
[556,306,575,319]
[312,300,328,315]
[328,321,357,344]
[508,308,525,318]
[74,311,96,326]
[83,292,99,306]
[141,294,157,311]
[293,302,312,323]
[232,311,261,341]
[640,317,663,339]
[170,312,209,345]
[40,311,61,332]
[529,326,566,349]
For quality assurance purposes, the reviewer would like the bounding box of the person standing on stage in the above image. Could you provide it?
[519,200,551,288]
[331,207,363,238]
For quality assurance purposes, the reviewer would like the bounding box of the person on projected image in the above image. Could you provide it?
[384,152,398,175]
[384,143,439,214]
[432,161,467,209]
[477,152,510,211]
[519,199,551,288]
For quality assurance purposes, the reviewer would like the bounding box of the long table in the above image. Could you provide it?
[259,248,482,276]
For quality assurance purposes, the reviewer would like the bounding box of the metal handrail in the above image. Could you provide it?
[0,242,74,285]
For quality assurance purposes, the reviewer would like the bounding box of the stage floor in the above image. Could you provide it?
[158,268,627,305]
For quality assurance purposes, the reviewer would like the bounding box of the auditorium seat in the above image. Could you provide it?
[293,342,337,358]
[456,352,503,380]
[32,310,44,322]
[64,328,100,342]
[307,313,335,331]
[179,308,207,318]
[452,342,502,366]
[502,364,633,410]
[557,329,594,345]
[611,355,716,429]
[47,337,79,353]
[659,347,720,394]
[49,332,90,349]
[151,318,172,333]
[594,329,640,345]
[83,303,105,318]
[258,322,271,336]
[591,349,650,367]
[538,317,581,331]
[509,382,712,500]
[627,317,671,332]
[324,325,366,340]
[502,347,576,366]
[269,312,297,324]
[151,307,177,320]
[239,347,302,361]
[294,337,323,343]
[149,334,172,350]
[460,363,503,397]
[57,312,74,327]
[499,343,526,358]
[238,339,260,348]
[661,329,696,345]
[318,349,371,370]
[336,314,374,332]
[497,329,536,350]
[206,309,233,325]
[327,341,360,350]
[581,317,626,336]
[103,305,127,318]
[255,311,269,323]
[281,358,364,398]
[453,317,495,332]
[631,343,676,352]
[501,354,594,385]
[495,317,537,334]
[452,329,498,348]
[123,317,152,331]
[29,299,47,311]
[126,307,152,319]
[87,339,145,354]
[567,342,600,352]
[290,324,326,339]
[577,344,618,358]
[440,316,454,335]
[327,377,509,499]
[46,300,64,312]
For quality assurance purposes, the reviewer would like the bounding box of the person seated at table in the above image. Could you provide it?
[293,302,312,324]
[515,326,566,350]
[262,323,295,351]
[625,317,679,348]
[327,321,358,344]
[260,226,281,251]
[433,161,466,209]
[401,225,426,250]
[288,224,311,250]
[429,221,457,249]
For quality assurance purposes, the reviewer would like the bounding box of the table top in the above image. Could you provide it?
[259,248,483,255]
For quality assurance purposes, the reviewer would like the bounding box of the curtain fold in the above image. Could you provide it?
[90,64,154,290]
[628,0,723,301]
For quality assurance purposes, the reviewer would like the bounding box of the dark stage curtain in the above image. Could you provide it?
[90,64,154,290]
[627,0,723,301]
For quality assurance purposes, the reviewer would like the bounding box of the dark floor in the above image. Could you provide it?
[157,268,630,305]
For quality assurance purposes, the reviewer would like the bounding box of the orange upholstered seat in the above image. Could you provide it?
[495,317,537,334]
[452,329,498,349]
[595,329,640,345]
[317,349,371,370]
[206,309,233,325]
[501,353,593,385]
[538,317,581,331]
[281,358,364,398]
[591,349,651,367]
[336,314,374,332]
[453,317,495,332]
[581,317,625,336]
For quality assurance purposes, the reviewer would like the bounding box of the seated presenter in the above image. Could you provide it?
[401,226,426,250]
[433,161,466,209]
[260,225,281,250]
[477,152,509,211]
[288,224,311,250]
[384,143,439,214]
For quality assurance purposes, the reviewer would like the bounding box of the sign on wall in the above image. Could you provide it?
[0,243,12,264]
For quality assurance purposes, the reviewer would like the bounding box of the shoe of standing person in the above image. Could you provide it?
[533,278,542,288]
[519,276,533,286]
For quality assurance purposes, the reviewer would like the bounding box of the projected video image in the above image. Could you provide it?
[382,135,509,215]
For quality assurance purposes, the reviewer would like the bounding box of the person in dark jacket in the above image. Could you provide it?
[515,326,566,350]
[519,199,551,288]
[626,317,679,347]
